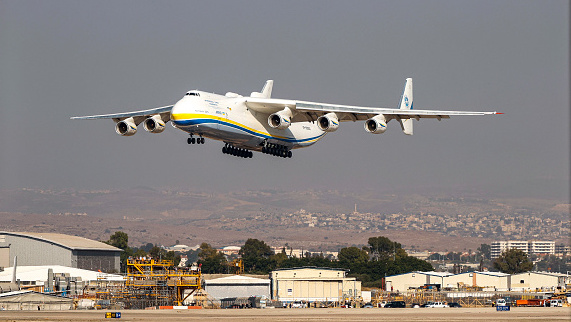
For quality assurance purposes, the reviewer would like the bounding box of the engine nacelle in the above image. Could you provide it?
[364,115,388,134]
[115,117,137,136]
[268,107,293,130]
[143,115,166,133]
[317,113,339,132]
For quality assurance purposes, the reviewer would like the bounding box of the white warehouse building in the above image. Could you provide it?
[385,271,453,292]
[270,267,361,303]
[386,270,568,292]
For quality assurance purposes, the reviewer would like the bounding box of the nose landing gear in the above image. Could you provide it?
[187,134,205,144]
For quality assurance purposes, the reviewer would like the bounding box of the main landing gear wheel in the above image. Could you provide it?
[261,142,292,158]
[222,144,252,159]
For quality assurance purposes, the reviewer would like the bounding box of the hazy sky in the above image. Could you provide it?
[0,1,568,200]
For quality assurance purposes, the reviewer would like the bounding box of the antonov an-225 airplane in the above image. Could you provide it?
[72,78,500,159]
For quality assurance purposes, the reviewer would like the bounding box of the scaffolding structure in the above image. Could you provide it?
[121,258,201,309]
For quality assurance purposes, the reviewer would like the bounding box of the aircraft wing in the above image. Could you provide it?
[295,102,499,121]
[70,105,173,123]
[245,98,499,122]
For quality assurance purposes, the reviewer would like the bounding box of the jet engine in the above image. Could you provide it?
[268,107,293,130]
[115,117,137,136]
[317,113,339,132]
[143,115,166,133]
[364,115,388,134]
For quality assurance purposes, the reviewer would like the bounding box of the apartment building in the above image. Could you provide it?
[491,240,555,259]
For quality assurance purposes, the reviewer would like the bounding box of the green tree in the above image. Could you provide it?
[368,236,402,260]
[165,250,181,266]
[141,243,155,253]
[240,238,274,273]
[104,231,131,273]
[338,246,370,265]
[535,255,570,273]
[107,231,129,250]
[149,245,166,259]
[477,244,492,260]
[493,248,533,274]
[133,248,147,258]
[197,243,227,273]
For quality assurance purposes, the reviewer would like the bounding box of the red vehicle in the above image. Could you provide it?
[515,299,548,307]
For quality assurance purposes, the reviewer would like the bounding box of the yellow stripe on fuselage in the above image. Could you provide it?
[171,113,296,140]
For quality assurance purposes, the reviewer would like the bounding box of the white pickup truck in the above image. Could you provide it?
[425,301,449,308]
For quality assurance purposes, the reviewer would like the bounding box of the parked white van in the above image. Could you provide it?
[549,299,563,307]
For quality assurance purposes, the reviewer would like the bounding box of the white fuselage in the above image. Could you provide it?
[170,91,326,151]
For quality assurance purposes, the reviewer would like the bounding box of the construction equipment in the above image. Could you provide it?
[228,259,244,275]
[123,258,201,309]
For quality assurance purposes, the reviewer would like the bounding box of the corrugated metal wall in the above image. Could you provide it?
[1,235,71,267]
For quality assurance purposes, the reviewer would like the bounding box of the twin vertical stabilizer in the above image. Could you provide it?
[398,78,413,135]
[250,80,274,98]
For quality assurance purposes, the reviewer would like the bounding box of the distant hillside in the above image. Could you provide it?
[0,188,568,251]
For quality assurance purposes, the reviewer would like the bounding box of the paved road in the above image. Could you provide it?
[0,307,569,322]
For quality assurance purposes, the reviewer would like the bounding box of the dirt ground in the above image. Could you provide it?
[0,307,569,322]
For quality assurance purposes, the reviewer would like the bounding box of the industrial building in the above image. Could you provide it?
[384,271,453,292]
[0,290,73,310]
[510,271,569,291]
[270,267,361,303]
[386,270,569,292]
[444,271,510,290]
[203,275,270,300]
[0,232,121,272]
[0,265,124,295]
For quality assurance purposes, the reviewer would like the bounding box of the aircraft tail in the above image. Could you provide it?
[251,80,274,98]
[398,78,413,135]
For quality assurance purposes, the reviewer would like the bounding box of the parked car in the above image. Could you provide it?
[425,301,449,308]
[448,302,462,308]
[495,299,507,307]
[378,300,387,308]
[225,304,242,309]
[363,303,374,308]
[291,301,306,308]
[384,301,406,308]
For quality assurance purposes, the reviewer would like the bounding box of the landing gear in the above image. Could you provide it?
[187,134,205,145]
[261,141,292,158]
[222,143,252,158]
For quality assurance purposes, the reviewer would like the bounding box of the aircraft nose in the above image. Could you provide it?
[170,100,188,125]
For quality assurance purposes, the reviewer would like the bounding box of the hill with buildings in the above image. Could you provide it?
[0,188,568,252]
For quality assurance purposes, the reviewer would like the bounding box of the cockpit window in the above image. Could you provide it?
[185,91,200,96]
